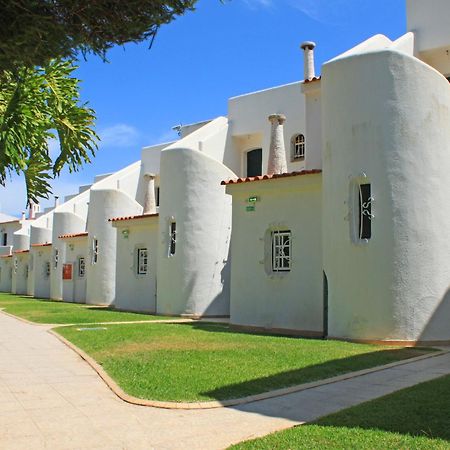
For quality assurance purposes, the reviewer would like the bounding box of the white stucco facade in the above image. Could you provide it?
[227,173,323,334]
[2,1,450,344]
[113,216,159,313]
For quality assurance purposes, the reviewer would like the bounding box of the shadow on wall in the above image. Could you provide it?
[418,287,450,344]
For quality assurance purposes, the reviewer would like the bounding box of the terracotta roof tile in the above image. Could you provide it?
[0,254,12,259]
[221,169,322,186]
[31,243,52,247]
[13,249,29,254]
[59,232,88,239]
[303,76,322,84]
[109,213,159,223]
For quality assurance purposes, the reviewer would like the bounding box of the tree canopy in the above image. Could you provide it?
[0,0,197,72]
[0,59,98,203]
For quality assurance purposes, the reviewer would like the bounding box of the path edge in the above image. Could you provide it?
[48,328,449,410]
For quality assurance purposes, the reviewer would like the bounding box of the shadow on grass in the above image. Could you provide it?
[200,347,428,402]
[309,374,450,443]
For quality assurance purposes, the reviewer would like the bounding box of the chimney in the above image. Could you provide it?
[143,173,157,215]
[21,211,26,221]
[28,201,36,220]
[54,196,59,207]
[267,114,287,175]
[301,41,316,81]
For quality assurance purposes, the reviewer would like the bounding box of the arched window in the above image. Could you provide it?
[292,134,305,161]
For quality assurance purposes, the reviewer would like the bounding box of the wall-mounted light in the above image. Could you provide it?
[68,243,75,251]
[122,229,130,239]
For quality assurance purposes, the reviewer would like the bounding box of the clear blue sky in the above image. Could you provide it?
[0,0,405,216]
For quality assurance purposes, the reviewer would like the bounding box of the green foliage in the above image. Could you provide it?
[0,0,197,72]
[0,59,98,203]
[0,293,170,324]
[57,322,427,402]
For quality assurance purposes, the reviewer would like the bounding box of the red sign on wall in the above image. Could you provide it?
[62,264,73,280]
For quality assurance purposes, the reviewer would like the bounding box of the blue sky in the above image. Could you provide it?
[0,0,405,216]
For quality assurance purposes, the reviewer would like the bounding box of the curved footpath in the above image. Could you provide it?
[1,311,450,450]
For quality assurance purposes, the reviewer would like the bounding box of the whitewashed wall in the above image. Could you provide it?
[228,82,307,176]
[322,46,450,343]
[228,174,323,334]
[62,237,88,303]
[32,246,51,299]
[0,257,12,292]
[157,132,235,317]
[114,218,159,313]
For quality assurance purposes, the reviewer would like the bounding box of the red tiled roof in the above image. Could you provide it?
[59,232,88,239]
[31,243,52,247]
[303,76,321,84]
[221,170,322,186]
[13,249,29,254]
[109,213,159,223]
[0,254,12,258]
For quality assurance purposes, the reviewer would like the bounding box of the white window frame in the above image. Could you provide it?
[272,230,291,272]
[292,134,305,161]
[137,248,148,275]
[78,257,86,278]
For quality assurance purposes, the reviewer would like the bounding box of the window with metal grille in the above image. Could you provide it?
[78,257,86,277]
[92,239,99,264]
[169,222,176,256]
[45,261,51,277]
[272,230,291,272]
[358,183,373,240]
[137,248,148,275]
[54,249,59,268]
[292,134,305,160]
[2,233,7,246]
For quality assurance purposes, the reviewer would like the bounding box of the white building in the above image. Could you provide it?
[1,0,449,344]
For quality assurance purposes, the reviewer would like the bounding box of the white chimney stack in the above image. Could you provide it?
[143,173,157,215]
[268,114,288,175]
[21,211,26,221]
[54,196,59,208]
[301,41,316,81]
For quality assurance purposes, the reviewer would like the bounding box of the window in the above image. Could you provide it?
[156,187,160,207]
[92,238,99,264]
[45,261,51,277]
[78,257,86,277]
[272,230,291,272]
[13,258,18,273]
[54,249,59,268]
[358,183,373,240]
[246,148,262,177]
[137,248,148,275]
[292,134,305,161]
[169,222,176,256]
[25,264,29,278]
[2,232,7,246]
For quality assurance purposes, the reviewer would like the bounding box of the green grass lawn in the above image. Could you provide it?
[231,374,450,449]
[0,293,170,324]
[56,321,430,402]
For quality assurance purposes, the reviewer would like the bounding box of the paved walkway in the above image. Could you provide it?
[1,312,450,450]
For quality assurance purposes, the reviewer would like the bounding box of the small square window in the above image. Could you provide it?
[137,248,148,275]
[272,230,291,272]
